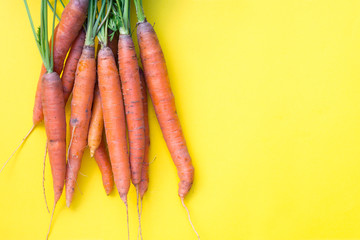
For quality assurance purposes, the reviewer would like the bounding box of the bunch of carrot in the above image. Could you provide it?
[4,0,199,239]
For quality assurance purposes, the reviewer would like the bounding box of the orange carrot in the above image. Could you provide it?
[66,45,96,207]
[88,84,104,157]
[137,21,194,199]
[41,72,67,204]
[61,29,86,102]
[33,0,89,125]
[98,46,130,204]
[118,34,145,186]
[94,137,114,195]
[138,68,150,199]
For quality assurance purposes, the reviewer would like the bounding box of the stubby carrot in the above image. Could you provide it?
[88,84,104,157]
[94,137,114,195]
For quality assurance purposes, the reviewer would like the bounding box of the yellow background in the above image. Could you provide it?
[1,0,360,239]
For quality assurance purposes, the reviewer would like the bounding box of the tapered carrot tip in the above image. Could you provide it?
[90,148,95,158]
[66,199,71,208]
[105,184,113,195]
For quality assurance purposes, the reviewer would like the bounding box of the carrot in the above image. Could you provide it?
[88,84,104,157]
[134,1,199,238]
[65,0,108,207]
[33,0,89,125]
[94,137,114,195]
[61,29,86,102]
[98,4,131,238]
[118,34,145,186]
[23,1,67,238]
[136,20,194,200]
[138,68,150,199]
[98,46,130,203]
[65,45,96,206]
[42,72,67,205]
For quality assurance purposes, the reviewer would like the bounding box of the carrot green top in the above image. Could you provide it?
[97,0,114,47]
[133,0,146,23]
[23,0,58,73]
[85,0,102,46]
[108,0,131,35]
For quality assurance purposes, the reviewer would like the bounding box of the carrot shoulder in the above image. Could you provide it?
[137,21,194,199]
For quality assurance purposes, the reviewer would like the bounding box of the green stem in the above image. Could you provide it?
[133,0,145,23]
[50,0,57,71]
[122,0,129,34]
[47,1,60,21]
[59,0,65,8]
[85,0,96,46]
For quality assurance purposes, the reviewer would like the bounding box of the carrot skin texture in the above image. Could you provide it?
[33,65,47,125]
[54,0,89,74]
[61,29,86,102]
[137,22,194,198]
[138,68,150,198]
[94,138,114,195]
[41,72,67,203]
[33,0,89,124]
[66,46,96,206]
[88,85,104,157]
[98,47,130,203]
[118,35,145,185]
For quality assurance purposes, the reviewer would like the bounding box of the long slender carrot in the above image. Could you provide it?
[136,21,194,199]
[33,0,89,125]
[23,1,66,239]
[98,46,130,204]
[61,29,86,102]
[134,2,199,234]
[138,68,150,199]
[42,72,67,204]
[88,84,104,157]
[118,34,145,186]
[94,137,114,195]
[66,0,107,207]
[65,45,96,207]
[98,4,131,238]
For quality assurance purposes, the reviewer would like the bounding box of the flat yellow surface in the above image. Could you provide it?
[1,0,360,239]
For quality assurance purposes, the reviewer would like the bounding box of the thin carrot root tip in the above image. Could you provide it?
[1,125,35,174]
[46,202,57,240]
[136,186,143,240]
[181,198,200,240]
